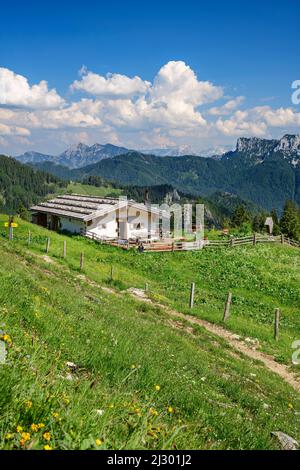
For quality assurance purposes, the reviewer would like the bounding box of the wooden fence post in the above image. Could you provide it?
[63,240,67,258]
[274,308,280,341]
[46,238,50,254]
[253,233,256,246]
[8,226,13,241]
[80,252,84,270]
[189,282,195,309]
[223,291,232,321]
[145,283,149,292]
[230,238,235,247]
[281,233,284,244]
[110,265,114,281]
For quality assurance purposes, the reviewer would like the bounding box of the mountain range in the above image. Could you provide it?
[15,143,198,169]
[15,143,130,169]
[140,144,197,157]
[12,134,300,212]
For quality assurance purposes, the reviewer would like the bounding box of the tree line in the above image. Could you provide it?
[228,200,300,240]
[0,155,67,215]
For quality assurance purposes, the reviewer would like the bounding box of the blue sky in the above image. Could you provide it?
[1,0,300,155]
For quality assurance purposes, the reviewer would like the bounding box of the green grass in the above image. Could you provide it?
[1,215,300,450]
[1,215,299,365]
[66,182,122,198]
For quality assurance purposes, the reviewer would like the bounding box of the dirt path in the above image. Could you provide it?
[126,288,300,393]
[26,252,300,394]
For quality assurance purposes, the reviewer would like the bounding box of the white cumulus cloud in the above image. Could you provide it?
[0,122,30,136]
[0,67,64,109]
[2,61,300,154]
[208,96,245,116]
[150,61,223,106]
[71,69,150,98]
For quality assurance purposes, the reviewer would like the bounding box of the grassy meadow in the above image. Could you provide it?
[0,214,300,450]
[66,182,122,198]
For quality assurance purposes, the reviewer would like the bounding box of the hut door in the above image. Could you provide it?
[37,212,47,227]
[51,215,59,231]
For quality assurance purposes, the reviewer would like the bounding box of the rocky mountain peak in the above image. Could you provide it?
[275,134,300,156]
[236,137,277,155]
[62,142,90,157]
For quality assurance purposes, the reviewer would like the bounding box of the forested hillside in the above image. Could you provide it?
[0,155,66,213]
[25,135,300,213]
[67,151,296,213]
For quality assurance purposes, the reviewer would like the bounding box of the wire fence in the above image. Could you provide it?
[0,227,295,340]
[204,234,300,249]
[0,230,48,245]
[1,228,300,253]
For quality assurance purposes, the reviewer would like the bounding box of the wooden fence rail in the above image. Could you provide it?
[83,230,300,252]
[204,234,300,250]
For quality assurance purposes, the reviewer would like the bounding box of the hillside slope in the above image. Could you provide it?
[1,217,300,449]
[0,155,66,213]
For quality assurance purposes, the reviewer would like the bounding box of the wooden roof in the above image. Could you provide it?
[30,194,120,221]
[30,194,167,221]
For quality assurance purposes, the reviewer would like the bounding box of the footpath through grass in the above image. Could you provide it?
[1,232,300,449]
[1,215,300,366]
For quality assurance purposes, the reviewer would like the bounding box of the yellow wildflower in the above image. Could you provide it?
[131,364,136,369]
[24,400,33,409]
[5,433,14,440]
[21,432,30,442]
[134,407,142,417]
[52,412,60,421]
[30,423,39,432]
[108,404,114,409]
[288,403,294,409]
[37,423,45,429]
[44,445,52,450]
[1,334,12,345]
[43,432,51,442]
[95,439,103,446]
[167,406,174,413]
[16,425,23,433]
[154,385,161,391]
[149,408,158,416]
[62,396,70,405]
